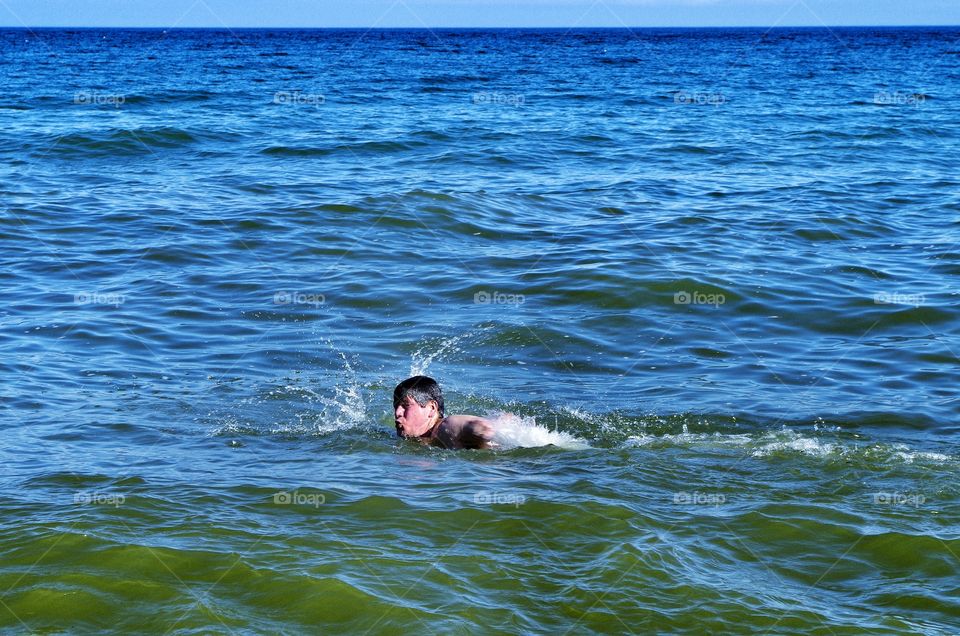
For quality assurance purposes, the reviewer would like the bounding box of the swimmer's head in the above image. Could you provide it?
[393,375,444,438]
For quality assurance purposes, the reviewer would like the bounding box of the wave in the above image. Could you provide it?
[260,139,426,156]
[45,126,198,156]
[419,74,497,84]
[121,90,215,104]
[625,425,954,466]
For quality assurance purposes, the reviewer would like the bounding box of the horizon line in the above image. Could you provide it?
[2,24,958,30]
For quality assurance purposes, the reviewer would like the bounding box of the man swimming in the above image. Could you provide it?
[393,375,495,449]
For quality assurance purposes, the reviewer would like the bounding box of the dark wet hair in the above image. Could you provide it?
[393,375,444,417]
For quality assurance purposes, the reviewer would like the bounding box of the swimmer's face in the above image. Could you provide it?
[394,395,438,438]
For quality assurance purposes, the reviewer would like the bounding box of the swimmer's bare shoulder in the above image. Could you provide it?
[433,415,496,449]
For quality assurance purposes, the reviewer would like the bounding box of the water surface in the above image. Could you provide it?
[1,27,958,634]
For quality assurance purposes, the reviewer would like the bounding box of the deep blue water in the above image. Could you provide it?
[1,27,959,634]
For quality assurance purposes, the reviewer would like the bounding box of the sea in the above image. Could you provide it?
[1,26,958,634]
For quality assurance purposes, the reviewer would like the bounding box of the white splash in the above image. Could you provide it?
[260,348,371,436]
[750,430,839,458]
[409,333,470,377]
[625,426,954,466]
[627,431,753,447]
[487,412,589,450]
[887,444,951,464]
[626,427,841,457]
[408,326,494,377]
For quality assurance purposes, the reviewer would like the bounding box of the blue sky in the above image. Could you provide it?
[0,0,957,28]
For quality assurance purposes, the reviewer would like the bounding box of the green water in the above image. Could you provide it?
[3,419,957,634]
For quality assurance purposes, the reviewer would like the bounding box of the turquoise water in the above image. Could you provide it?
[1,27,959,633]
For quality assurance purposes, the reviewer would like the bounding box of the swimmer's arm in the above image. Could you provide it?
[435,415,495,450]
